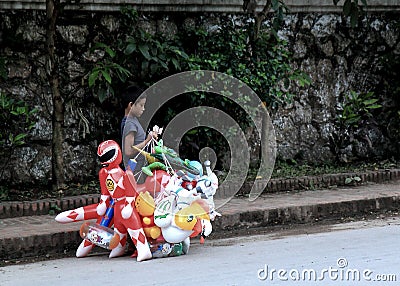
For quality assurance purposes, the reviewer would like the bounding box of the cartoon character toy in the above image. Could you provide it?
[96,140,152,261]
[54,147,169,259]
[195,160,221,221]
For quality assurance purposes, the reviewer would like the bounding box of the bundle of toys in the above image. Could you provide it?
[55,128,220,262]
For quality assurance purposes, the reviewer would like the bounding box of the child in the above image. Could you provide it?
[121,85,157,178]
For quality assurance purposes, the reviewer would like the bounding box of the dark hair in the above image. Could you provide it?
[121,85,145,108]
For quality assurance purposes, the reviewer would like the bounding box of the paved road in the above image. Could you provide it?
[1,216,399,286]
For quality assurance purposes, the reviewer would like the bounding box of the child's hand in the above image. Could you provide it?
[146,131,158,142]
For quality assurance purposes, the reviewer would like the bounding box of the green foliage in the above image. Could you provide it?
[270,0,289,37]
[329,90,381,161]
[0,186,9,201]
[0,92,37,148]
[0,92,37,178]
[86,7,308,109]
[118,8,189,84]
[122,30,188,84]
[344,175,361,185]
[87,8,189,100]
[48,203,62,216]
[338,90,381,128]
[185,17,309,109]
[87,42,132,103]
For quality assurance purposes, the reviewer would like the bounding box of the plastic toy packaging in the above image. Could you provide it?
[149,240,183,258]
[80,222,120,250]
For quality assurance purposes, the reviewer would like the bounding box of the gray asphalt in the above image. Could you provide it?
[1,215,399,286]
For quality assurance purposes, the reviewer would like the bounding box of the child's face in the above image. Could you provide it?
[130,98,146,117]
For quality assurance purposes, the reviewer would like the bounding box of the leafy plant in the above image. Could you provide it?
[345,176,362,185]
[123,31,188,82]
[87,42,132,103]
[338,91,381,127]
[329,90,382,162]
[185,16,311,109]
[0,92,37,179]
[87,8,189,101]
[0,186,10,201]
[86,8,309,111]
[118,8,189,84]
[49,203,62,215]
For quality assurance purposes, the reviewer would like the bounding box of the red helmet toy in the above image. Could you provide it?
[97,140,122,167]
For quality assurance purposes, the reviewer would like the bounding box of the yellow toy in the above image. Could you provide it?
[135,191,161,239]
[174,199,210,231]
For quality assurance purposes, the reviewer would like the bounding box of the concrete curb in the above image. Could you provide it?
[1,231,81,262]
[237,168,400,196]
[1,168,399,219]
[214,194,400,231]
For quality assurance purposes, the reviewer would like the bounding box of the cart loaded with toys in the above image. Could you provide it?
[55,126,220,261]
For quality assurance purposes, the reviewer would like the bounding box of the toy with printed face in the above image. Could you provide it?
[149,240,183,258]
[195,160,221,221]
[153,194,191,254]
[153,194,212,249]
[176,199,213,244]
[164,171,201,211]
[55,195,115,258]
[80,221,120,250]
[152,159,218,247]
[96,140,152,261]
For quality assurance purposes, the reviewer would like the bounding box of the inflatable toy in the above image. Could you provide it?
[55,199,115,257]
[80,221,120,250]
[139,139,202,175]
[149,240,183,258]
[55,132,221,262]
[135,191,162,240]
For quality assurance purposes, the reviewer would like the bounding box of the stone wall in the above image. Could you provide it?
[0,6,399,185]
[271,13,399,162]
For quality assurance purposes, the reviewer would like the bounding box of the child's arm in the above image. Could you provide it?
[124,131,156,156]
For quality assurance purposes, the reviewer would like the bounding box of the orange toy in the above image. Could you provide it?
[135,191,162,240]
